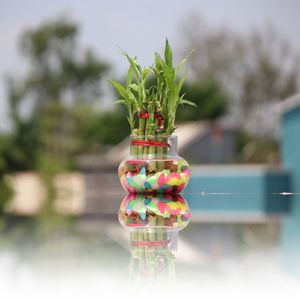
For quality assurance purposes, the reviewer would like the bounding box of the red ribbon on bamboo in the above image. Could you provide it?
[154,113,164,126]
[131,139,170,148]
[139,112,164,127]
[131,239,171,247]
[139,112,149,119]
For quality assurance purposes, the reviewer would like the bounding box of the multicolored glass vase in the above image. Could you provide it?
[118,135,190,194]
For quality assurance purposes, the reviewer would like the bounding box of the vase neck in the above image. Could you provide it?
[130,135,178,159]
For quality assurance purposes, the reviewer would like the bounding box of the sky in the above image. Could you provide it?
[1,0,300,131]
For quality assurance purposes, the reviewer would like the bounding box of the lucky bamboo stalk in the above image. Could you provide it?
[131,128,139,156]
[138,116,146,157]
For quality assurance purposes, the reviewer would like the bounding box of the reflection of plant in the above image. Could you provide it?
[129,237,176,288]
[120,194,190,287]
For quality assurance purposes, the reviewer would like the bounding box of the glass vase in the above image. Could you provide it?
[118,135,190,194]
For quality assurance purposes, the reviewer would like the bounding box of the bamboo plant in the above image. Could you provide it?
[113,41,194,249]
[109,39,196,160]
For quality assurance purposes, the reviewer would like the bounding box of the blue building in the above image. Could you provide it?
[184,94,300,273]
[185,94,300,217]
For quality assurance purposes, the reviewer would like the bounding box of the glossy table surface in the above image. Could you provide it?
[1,191,299,300]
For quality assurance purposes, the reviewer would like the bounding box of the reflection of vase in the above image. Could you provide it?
[119,194,190,287]
[118,135,190,194]
[119,193,190,232]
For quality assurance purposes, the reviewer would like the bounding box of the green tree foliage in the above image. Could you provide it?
[180,15,300,128]
[176,77,228,122]
[82,108,129,148]
[0,178,12,213]
[16,17,108,109]
[4,17,109,171]
[0,138,13,212]
[235,130,279,164]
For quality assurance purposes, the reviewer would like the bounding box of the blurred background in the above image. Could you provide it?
[1,0,300,298]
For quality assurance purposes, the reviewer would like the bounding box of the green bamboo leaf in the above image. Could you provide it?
[127,116,134,131]
[127,66,133,87]
[129,83,139,92]
[129,92,139,111]
[136,63,143,76]
[154,52,163,69]
[108,80,127,99]
[142,67,152,80]
[120,50,140,81]
[180,99,197,107]
[176,69,188,95]
[175,49,194,76]
[114,99,126,104]
[164,39,173,67]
